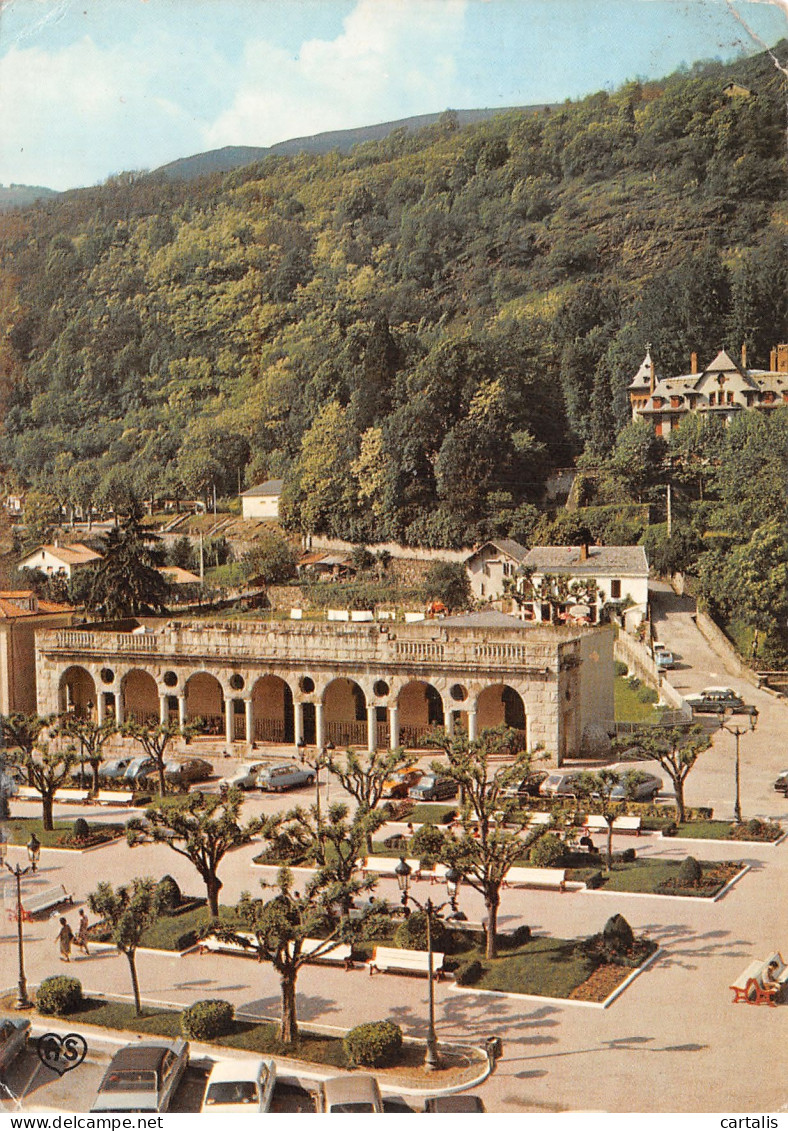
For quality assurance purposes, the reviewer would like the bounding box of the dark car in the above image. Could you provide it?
[0,1017,30,1076]
[425,1094,486,1112]
[685,687,756,715]
[501,770,549,801]
[164,758,213,786]
[774,771,788,796]
[90,1039,189,1113]
[408,774,459,802]
[382,767,423,799]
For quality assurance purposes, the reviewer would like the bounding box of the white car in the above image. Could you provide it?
[201,1057,276,1112]
[219,763,265,791]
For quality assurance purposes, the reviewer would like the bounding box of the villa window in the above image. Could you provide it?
[610,579,621,600]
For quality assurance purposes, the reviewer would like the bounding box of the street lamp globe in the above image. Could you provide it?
[445,865,462,907]
[395,857,412,903]
[26,834,41,872]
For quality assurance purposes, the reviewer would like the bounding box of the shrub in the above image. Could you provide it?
[621,847,636,862]
[614,661,628,677]
[636,685,658,704]
[602,914,634,954]
[157,875,181,910]
[677,856,702,885]
[36,975,82,1015]
[454,959,483,986]
[510,924,532,947]
[410,824,448,862]
[181,999,234,1040]
[72,817,90,840]
[394,910,449,953]
[585,871,603,889]
[662,822,678,837]
[529,833,565,867]
[343,1020,403,1067]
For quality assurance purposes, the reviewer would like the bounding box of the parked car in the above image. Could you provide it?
[100,757,134,781]
[123,757,158,785]
[0,1017,30,1076]
[200,1057,276,1113]
[164,758,213,786]
[539,771,583,798]
[382,766,423,798]
[684,687,756,715]
[256,763,315,792]
[219,762,265,791]
[501,770,549,800]
[425,1093,486,1112]
[322,1074,383,1113]
[773,771,788,796]
[608,770,662,801]
[408,774,459,802]
[654,646,676,670]
[90,1039,189,1113]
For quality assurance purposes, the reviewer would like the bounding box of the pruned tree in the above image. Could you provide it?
[88,878,165,1014]
[19,743,76,831]
[217,866,372,1043]
[55,715,116,792]
[426,726,547,959]
[613,726,711,823]
[2,714,51,761]
[574,769,648,871]
[126,788,263,916]
[119,720,195,796]
[326,746,408,850]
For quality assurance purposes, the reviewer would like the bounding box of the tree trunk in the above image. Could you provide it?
[90,760,101,794]
[674,781,685,824]
[42,792,54,832]
[156,760,167,797]
[280,972,299,1043]
[126,951,142,1014]
[485,891,500,960]
[206,874,222,918]
[606,821,614,872]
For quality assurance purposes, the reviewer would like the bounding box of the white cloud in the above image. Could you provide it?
[203,0,468,149]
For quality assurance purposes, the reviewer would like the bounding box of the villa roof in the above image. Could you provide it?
[465,538,529,565]
[523,545,649,575]
[241,479,283,498]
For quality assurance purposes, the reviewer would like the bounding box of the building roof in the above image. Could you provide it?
[439,610,528,629]
[628,350,655,390]
[158,566,201,585]
[465,538,529,565]
[20,543,102,567]
[241,479,284,498]
[0,591,72,619]
[523,545,649,575]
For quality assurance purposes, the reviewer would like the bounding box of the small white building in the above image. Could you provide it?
[520,545,650,627]
[17,542,102,580]
[464,538,529,600]
[241,479,283,520]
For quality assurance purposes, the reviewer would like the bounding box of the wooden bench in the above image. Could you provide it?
[54,789,90,804]
[10,884,73,921]
[582,815,642,836]
[731,953,788,1006]
[300,938,354,969]
[199,931,258,957]
[502,866,566,891]
[362,856,422,880]
[528,812,555,829]
[199,932,354,968]
[15,787,39,802]
[94,790,135,806]
[368,946,445,978]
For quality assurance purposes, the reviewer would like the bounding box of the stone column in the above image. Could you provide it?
[294,701,304,748]
[445,705,455,737]
[178,694,186,729]
[467,708,478,741]
[159,694,168,726]
[388,704,400,750]
[244,698,253,746]
[224,697,234,746]
[115,691,124,726]
[96,694,105,725]
[315,701,325,750]
[367,704,377,753]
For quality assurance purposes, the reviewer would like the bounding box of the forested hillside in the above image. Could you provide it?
[0,45,786,553]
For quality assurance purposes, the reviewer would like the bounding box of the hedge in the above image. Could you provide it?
[36,975,83,1015]
[343,1020,403,1067]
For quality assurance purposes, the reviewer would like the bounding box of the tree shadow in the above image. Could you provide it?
[239,993,341,1022]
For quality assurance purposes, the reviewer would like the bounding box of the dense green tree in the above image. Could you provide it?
[86,507,170,619]
[242,531,297,585]
[422,561,472,611]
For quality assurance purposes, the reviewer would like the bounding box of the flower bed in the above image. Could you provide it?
[569,964,630,1002]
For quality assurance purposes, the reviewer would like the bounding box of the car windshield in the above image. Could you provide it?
[205,1081,259,1105]
[100,1071,157,1093]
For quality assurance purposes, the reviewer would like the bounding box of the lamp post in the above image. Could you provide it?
[719,707,758,824]
[395,858,461,1072]
[297,737,306,764]
[6,861,32,1010]
[26,834,41,873]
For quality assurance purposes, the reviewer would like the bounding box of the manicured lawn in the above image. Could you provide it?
[4,816,124,849]
[408,804,457,825]
[475,936,598,997]
[65,998,349,1067]
[614,676,662,723]
[641,818,782,842]
[90,904,239,952]
[566,858,742,896]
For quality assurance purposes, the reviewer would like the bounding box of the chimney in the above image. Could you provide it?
[771,347,778,371]
[690,352,698,375]
[741,342,747,370]
[778,344,788,373]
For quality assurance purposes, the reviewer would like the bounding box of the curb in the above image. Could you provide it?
[656,831,785,847]
[576,864,749,903]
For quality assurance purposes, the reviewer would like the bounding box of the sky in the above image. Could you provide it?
[0,0,786,191]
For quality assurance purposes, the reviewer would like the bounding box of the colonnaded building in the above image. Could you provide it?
[35,611,614,766]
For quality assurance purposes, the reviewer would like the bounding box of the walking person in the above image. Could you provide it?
[56,917,74,963]
[75,908,90,956]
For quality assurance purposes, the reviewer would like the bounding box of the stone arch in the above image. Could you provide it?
[476,683,527,746]
[397,680,445,749]
[59,666,97,719]
[184,671,224,736]
[121,668,159,725]
[251,675,295,745]
[323,677,367,747]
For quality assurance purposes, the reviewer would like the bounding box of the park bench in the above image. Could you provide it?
[368,946,445,978]
[528,812,555,829]
[730,953,788,1006]
[362,856,422,880]
[94,790,135,806]
[502,866,566,891]
[199,932,354,968]
[54,789,90,804]
[10,884,73,921]
[15,787,39,802]
[199,931,258,957]
[582,815,642,835]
